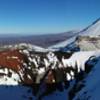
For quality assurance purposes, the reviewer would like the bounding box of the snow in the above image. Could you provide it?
[22,49,30,56]
[23,63,27,67]
[70,70,74,77]
[66,73,72,81]
[73,58,100,100]
[27,74,32,80]
[47,52,58,63]
[75,37,100,51]
[38,68,45,74]
[48,19,100,50]
[28,56,38,68]
[0,69,20,85]
[48,36,76,50]
[80,18,100,36]
[23,43,48,52]
[36,68,45,83]
[0,18,100,100]
[62,50,100,73]
[43,90,68,100]
[0,68,8,75]
[10,43,49,52]
[44,58,50,68]
[0,86,35,100]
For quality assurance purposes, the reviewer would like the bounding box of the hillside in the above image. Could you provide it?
[0,18,100,100]
[73,58,100,100]
[0,43,99,100]
[49,18,100,50]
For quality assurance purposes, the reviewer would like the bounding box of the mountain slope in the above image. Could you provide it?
[48,36,76,50]
[73,57,100,100]
[48,18,100,50]
[80,18,100,36]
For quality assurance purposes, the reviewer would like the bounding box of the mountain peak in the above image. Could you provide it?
[79,17,100,36]
[92,18,100,25]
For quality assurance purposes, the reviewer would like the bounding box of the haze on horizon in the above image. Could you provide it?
[0,0,100,35]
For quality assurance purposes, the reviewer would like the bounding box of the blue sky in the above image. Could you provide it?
[0,0,100,34]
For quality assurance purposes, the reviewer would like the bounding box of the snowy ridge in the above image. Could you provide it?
[16,43,48,52]
[80,18,100,36]
[62,50,100,73]
[1,43,49,52]
[48,18,100,50]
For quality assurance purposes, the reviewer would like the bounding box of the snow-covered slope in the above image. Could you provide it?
[62,50,100,73]
[44,90,68,100]
[48,36,76,50]
[0,86,35,100]
[36,51,100,100]
[80,18,100,36]
[0,45,100,99]
[48,18,100,50]
[2,43,48,52]
[73,58,100,100]
[0,68,20,85]
[16,43,48,52]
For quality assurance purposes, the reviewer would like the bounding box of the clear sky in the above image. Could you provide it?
[0,0,100,34]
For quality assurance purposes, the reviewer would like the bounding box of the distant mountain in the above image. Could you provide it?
[0,30,79,47]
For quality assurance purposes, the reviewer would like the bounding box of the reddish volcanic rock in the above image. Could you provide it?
[0,49,34,84]
[0,49,26,71]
